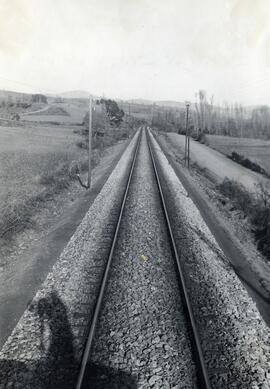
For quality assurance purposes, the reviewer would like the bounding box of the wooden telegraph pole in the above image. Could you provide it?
[151,104,155,127]
[88,96,93,189]
[128,103,131,126]
[75,96,93,190]
[184,101,191,168]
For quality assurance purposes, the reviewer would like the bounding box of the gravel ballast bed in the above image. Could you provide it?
[157,131,270,302]
[0,131,140,389]
[86,130,196,389]
[149,131,270,388]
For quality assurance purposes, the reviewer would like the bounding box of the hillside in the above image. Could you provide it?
[155,100,186,109]
[56,90,90,99]
[125,98,186,109]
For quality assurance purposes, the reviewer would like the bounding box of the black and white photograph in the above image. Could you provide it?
[0,0,269,388]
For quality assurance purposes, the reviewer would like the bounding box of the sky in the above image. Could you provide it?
[1,0,270,105]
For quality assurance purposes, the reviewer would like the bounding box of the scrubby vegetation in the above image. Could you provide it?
[0,123,87,244]
[217,178,270,260]
[78,98,134,153]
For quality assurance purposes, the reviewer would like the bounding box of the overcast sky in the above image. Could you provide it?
[1,0,270,105]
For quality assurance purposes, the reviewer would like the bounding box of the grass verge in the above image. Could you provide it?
[0,151,100,242]
[217,178,270,260]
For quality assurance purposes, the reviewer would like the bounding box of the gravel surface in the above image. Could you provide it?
[0,131,140,389]
[84,130,197,389]
[149,130,270,388]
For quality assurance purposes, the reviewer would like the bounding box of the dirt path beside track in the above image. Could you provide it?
[165,133,269,192]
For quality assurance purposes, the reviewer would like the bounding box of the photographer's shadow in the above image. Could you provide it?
[0,290,76,389]
[0,290,137,389]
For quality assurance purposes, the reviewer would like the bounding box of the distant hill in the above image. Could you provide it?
[125,98,186,109]
[155,100,186,109]
[56,90,91,99]
[126,98,154,105]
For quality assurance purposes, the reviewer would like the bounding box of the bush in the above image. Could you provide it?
[76,140,88,149]
[198,132,207,143]
[218,178,253,215]
[77,123,133,153]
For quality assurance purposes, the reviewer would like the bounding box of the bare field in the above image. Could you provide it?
[205,135,270,175]
[23,100,88,124]
[0,124,87,239]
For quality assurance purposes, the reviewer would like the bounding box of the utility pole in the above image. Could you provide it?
[184,102,191,168]
[240,105,243,138]
[128,103,131,126]
[151,104,155,127]
[178,110,182,134]
[88,96,93,189]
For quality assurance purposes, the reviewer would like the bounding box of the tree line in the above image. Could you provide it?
[152,90,270,139]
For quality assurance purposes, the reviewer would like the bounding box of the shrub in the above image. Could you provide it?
[194,131,207,144]
[199,133,207,143]
[218,178,253,215]
[76,140,88,149]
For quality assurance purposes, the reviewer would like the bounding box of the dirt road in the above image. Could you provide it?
[166,133,269,191]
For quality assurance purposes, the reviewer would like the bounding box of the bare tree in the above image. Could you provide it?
[195,90,214,134]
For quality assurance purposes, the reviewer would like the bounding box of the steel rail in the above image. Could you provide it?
[146,128,212,389]
[75,129,142,389]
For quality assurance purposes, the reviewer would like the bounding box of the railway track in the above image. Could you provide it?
[0,126,268,389]
[75,127,211,389]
